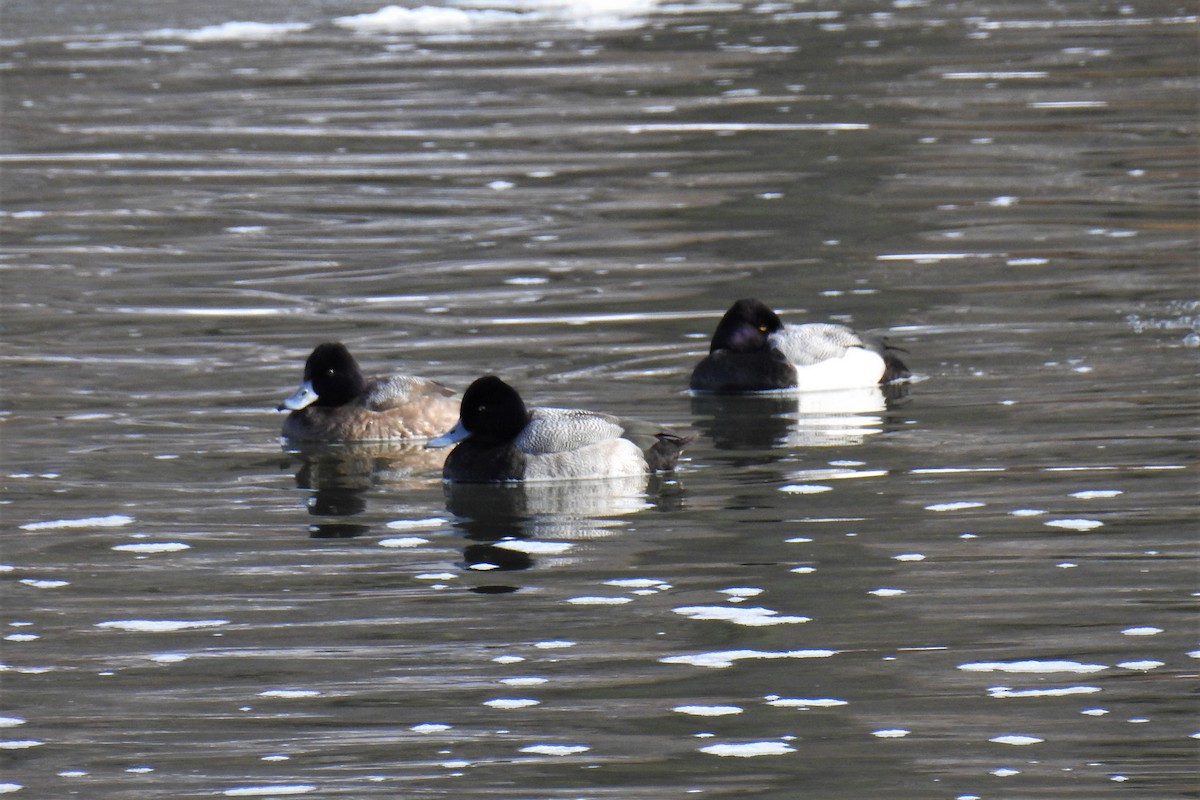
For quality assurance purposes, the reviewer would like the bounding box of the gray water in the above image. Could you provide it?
[1,1,1197,798]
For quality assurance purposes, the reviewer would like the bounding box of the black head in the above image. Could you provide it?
[708,298,785,353]
[303,342,369,407]
[458,375,531,443]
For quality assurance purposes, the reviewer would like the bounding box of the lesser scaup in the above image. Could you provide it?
[689,298,910,393]
[278,342,458,443]
[426,375,690,482]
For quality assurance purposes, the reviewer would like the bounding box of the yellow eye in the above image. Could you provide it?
[758,325,769,333]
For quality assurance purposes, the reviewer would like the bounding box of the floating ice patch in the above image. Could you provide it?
[258,689,320,699]
[991,768,1020,777]
[155,21,311,42]
[21,514,133,531]
[790,566,816,574]
[990,735,1043,746]
[498,540,572,555]
[925,501,984,511]
[779,484,833,494]
[1117,660,1164,671]
[868,588,906,597]
[519,744,590,756]
[500,677,548,686]
[1044,518,1103,531]
[673,605,809,626]
[958,660,1106,674]
[334,6,522,34]
[493,655,525,664]
[700,741,794,757]
[112,543,190,554]
[661,648,836,669]
[673,705,743,716]
[0,740,43,750]
[484,698,539,709]
[4,634,38,642]
[1121,626,1163,636]
[385,517,446,531]
[566,596,631,605]
[96,619,229,633]
[415,572,456,581]
[720,587,763,598]
[1070,490,1122,499]
[150,653,189,664]
[534,640,574,649]
[893,553,925,562]
[604,578,668,590]
[19,579,68,589]
[871,729,909,738]
[378,537,428,548]
[411,723,452,733]
[223,786,316,797]
[988,686,1100,698]
[785,536,814,543]
[1081,708,1109,716]
[1009,508,1046,517]
[766,697,848,709]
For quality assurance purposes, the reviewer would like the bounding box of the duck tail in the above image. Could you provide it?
[881,343,911,383]
[647,431,692,472]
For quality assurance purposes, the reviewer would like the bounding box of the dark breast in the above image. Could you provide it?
[689,350,799,392]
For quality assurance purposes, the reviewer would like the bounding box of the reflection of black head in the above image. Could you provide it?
[709,298,785,353]
[304,342,369,407]
[458,375,532,443]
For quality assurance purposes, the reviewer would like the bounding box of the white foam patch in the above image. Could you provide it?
[411,723,452,733]
[1121,626,1163,636]
[869,588,906,597]
[661,649,837,669]
[779,484,833,494]
[1009,508,1046,516]
[958,660,1106,674]
[1081,708,1109,716]
[498,540,572,555]
[19,579,68,589]
[1070,490,1122,499]
[990,735,1043,746]
[673,705,743,716]
[1044,518,1103,531]
[20,514,133,531]
[112,542,190,554]
[700,741,794,757]
[484,698,539,709]
[893,553,925,562]
[871,729,909,738]
[223,786,316,797]
[991,768,1020,777]
[673,605,809,626]
[519,744,590,756]
[258,689,320,698]
[1117,660,1164,671]
[534,640,575,649]
[150,653,189,664]
[720,587,763,598]
[925,501,984,511]
[0,718,25,728]
[157,21,312,42]
[988,686,1100,698]
[385,517,447,531]
[766,697,848,709]
[378,537,429,548]
[566,596,631,605]
[96,619,229,633]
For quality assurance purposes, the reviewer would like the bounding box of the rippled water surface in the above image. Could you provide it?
[2,1,1197,798]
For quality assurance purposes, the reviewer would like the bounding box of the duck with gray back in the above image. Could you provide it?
[427,375,690,482]
[689,298,910,393]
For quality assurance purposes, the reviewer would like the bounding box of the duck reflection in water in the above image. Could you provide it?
[284,441,447,539]
[427,375,688,585]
